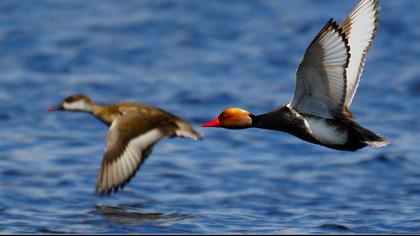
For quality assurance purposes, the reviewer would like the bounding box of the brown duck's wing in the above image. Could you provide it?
[340,0,380,107]
[290,19,350,119]
[95,112,169,196]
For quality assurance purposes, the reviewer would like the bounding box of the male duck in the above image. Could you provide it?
[202,0,389,151]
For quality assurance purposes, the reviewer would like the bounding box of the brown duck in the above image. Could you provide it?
[202,0,389,151]
[49,94,202,195]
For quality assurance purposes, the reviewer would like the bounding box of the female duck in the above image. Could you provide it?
[202,0,389,151]
[49,94,202,195]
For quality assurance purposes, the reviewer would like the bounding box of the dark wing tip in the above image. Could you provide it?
[309,18,350,61]
[373,0,381,39]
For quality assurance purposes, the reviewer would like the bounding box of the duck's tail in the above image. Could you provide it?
[347,120,390,148]
[174,119,203,141]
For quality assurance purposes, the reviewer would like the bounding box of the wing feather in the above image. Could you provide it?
[95,113,167,195]
[340,0,380,107]
[290,19,350,119]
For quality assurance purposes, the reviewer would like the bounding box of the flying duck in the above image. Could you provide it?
[202,0,389,151]
[49,94,203,195]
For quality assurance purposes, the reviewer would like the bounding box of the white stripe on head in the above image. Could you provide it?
[63,100,92,112]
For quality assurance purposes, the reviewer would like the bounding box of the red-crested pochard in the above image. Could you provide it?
[202,0,389,151]
[49,94,203,195]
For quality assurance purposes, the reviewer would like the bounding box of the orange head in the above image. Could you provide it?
[202,108,253,129]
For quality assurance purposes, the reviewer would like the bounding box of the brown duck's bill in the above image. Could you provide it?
[201,118,221,127]
[48,105,64,112]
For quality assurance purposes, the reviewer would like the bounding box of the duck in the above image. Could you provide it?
[202,0,389,152]
[48,94,203,195]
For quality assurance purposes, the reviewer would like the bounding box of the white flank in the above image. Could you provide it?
[306,117,348,145]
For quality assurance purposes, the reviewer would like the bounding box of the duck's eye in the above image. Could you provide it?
[219,111,231,119]
[64,97,75,103]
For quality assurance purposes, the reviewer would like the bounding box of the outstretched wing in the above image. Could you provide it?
[95,112,168,196]
[290,19,350,119]
[340,0,380,107]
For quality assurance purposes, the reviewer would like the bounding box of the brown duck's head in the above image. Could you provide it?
[48,94,94,113]
[202,108,253,129]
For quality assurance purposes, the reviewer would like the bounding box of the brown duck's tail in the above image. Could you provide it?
[174,119,203,141]
[347,120,390,148]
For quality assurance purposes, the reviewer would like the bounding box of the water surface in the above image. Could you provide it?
[0,0,419,234]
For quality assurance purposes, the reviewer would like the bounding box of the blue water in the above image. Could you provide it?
[0,0,419,233]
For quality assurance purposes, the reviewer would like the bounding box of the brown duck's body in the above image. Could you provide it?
[49,94,202,195]
[93,102,194,131]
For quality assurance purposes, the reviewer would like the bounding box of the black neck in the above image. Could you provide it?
[251,110,291,132]
[251,106,305,133]
[251,106,321,145]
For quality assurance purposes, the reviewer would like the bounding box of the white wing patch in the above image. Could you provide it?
[291,19,349,119]
[96,128,165,195]
[341,0,380,107]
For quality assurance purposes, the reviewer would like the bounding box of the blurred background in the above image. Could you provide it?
[0,0,419,233]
